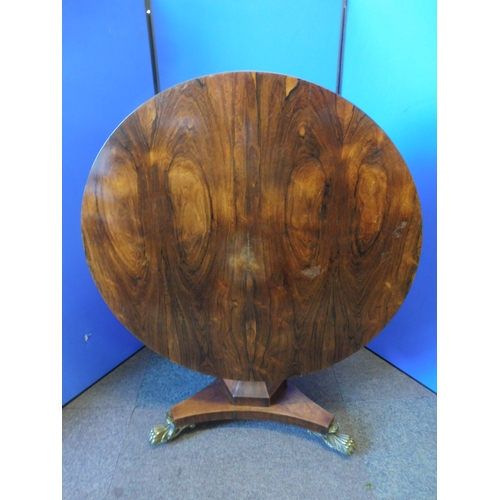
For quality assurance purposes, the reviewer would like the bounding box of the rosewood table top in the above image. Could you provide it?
[81,71,422,383]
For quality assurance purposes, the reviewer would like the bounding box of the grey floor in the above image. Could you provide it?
[62,347,436,500]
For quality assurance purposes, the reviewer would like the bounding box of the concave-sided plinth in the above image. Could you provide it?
[149,379,355,455]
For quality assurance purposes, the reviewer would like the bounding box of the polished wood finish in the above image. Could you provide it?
[171,379,334,434]
[222,379,287,407]
[81,71,422,383]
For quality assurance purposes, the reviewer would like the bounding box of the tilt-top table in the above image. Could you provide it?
[81,71,422,455]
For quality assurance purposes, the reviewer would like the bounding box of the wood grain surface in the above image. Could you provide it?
[81,71,422,382]
[222,379,287,407]
[170,379,334,434]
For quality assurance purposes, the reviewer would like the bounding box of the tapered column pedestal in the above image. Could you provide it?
[149,379,355,455]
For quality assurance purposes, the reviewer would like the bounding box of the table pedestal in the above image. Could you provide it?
[149,379,355,455]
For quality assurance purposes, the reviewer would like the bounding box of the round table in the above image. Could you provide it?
[81,71,422,454]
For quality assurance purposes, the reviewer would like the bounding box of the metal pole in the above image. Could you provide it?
[145,0,161,94]
[336,0,349,95]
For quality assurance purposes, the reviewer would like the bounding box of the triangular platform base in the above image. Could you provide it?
[149,379,355,455]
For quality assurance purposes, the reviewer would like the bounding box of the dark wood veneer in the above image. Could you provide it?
[171,379,334,435]
[81,71,422,384]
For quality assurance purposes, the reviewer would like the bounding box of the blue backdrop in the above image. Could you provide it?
[342,0,437,391]
[152,0,342,91]
[62,0,436,404]
[62,0,153,404]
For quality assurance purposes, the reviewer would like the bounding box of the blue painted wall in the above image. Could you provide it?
[342,0,437,391]
[62,0,154,404]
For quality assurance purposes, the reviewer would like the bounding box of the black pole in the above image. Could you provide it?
[145,0,161,94]
[336,0,348,95]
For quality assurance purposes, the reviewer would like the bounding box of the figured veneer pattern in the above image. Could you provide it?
[82,72,422,383]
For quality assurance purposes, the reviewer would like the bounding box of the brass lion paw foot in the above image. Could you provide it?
[308,420,355,455]
[149,411,195,446]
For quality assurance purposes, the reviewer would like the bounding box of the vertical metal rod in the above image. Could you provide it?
[336,0,349,95]
[145,0,161,94]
